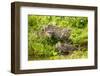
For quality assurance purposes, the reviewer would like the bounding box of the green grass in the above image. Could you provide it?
[28,50,88,60]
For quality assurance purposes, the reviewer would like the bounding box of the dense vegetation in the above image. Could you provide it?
[28,15,88,60]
